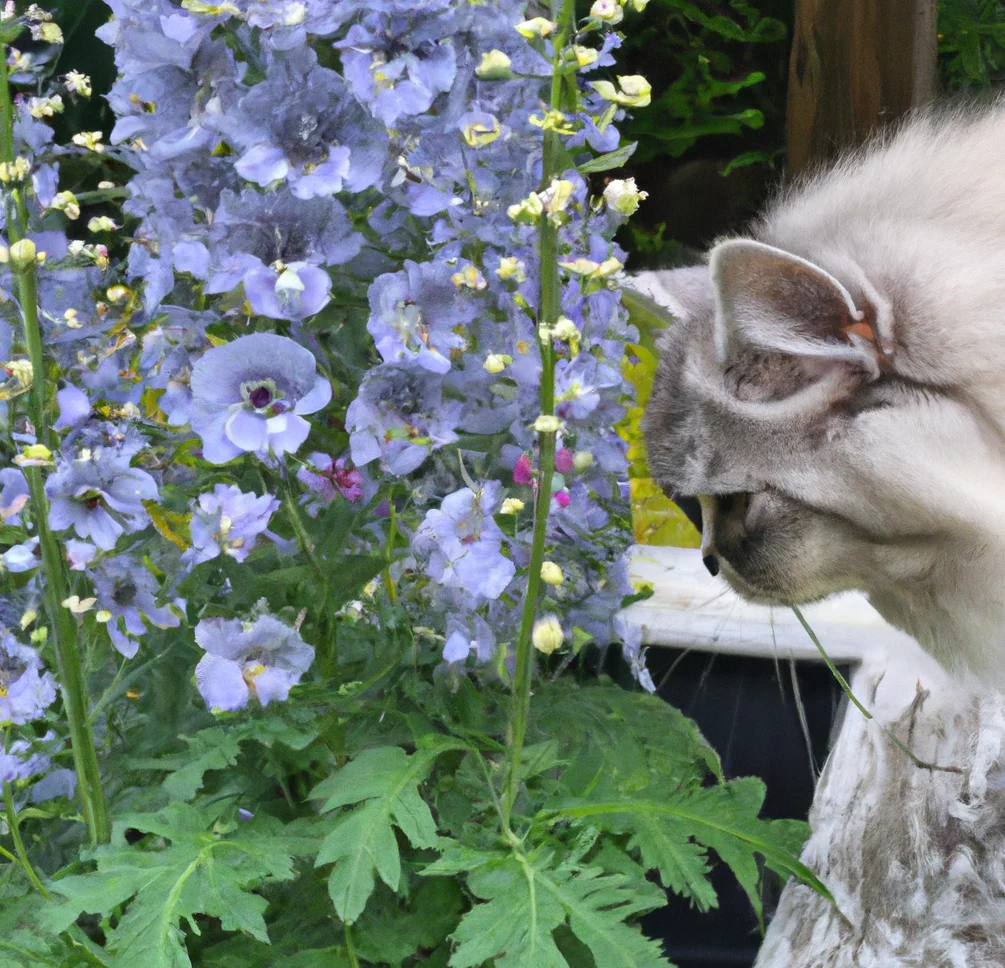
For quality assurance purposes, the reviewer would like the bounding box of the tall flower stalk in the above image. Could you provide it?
[0,37,109,845]
[501,0,577,829]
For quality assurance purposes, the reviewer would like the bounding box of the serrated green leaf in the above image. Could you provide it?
[577,141,637,174]
[41,804,313,968]
[545,777,825,925]
[312,739,467,922]
[128,728,246,801]
[450,855,671,968]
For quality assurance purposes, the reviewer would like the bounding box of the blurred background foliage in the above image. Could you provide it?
[48,0,1005,552]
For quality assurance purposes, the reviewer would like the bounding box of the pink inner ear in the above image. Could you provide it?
[709,239,887,378]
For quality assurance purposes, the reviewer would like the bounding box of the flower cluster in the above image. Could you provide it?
[0,0,652,803]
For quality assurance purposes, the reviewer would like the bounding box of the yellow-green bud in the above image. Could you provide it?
[590,74,652,108]
[495,257,527,282]
[515,17,556,38]
[52,190,80,219]
[590,0,623,23]
[475,50,513,80]
[540,561,564,586]
[88,215,118,233]
[531,414,564,433]
[500,498,525,514]
[483,353,512,374]
[532,614,564,654]
[573,451,595,472]
[9,239,36,271]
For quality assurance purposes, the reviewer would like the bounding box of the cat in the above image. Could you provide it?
[634,100,1005,684]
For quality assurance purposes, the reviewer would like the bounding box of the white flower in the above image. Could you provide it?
[603,177,649,216]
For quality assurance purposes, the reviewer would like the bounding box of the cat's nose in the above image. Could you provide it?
[702,554,720,577]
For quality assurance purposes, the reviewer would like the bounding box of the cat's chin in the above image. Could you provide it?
[717,559,833,609]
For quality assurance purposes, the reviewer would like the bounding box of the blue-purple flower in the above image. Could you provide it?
[194,614,315,711]
[46,446,159,550]
[0,632,57,725]
[92,556,183,658]
[347,365,461,476]
[367,261,471,374]
[335,15,457,126]
[184,484,279,566]
[0,730,77,803]
[414,482,515,600]
[185,333,331,464]
[0,468,28,523]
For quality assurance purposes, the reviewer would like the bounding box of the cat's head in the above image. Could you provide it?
[637,241,1005,653]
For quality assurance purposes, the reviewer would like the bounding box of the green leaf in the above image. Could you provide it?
[449,854,671,968]
[128,727,246,801]
[545,777,825,924]
[312,739,467,922]
[41,803,315,968]
[577,141,637,174]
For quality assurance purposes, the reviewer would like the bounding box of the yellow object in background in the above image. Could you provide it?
[618,338,701,549]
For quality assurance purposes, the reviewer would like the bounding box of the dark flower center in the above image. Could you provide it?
[0,653,26,695]
[112,579,137,607]
[248,385,272,409]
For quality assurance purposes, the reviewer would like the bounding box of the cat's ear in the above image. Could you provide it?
[627,266,713,323]
[709,240,892,379]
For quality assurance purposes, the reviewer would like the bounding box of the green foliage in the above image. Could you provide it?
[939,0,1005,87]
[38,803,317,967]
[616,0,788,166]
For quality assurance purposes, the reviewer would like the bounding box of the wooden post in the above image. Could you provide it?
[786,0,938,174]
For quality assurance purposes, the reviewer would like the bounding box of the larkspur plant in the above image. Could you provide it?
[0,2,828,966]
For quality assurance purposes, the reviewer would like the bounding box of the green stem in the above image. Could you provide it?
[501,0,575,830]
[0,48,109,845]
[3,780,52,900]
[384,491,398,605]
[344,922,361,968]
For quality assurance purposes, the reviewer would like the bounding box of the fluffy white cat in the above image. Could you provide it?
[635,100,1005,684]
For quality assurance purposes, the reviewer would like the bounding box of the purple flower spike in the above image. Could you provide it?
[185,333,331,464]
[0,632,57,725]
[194,614,315,712]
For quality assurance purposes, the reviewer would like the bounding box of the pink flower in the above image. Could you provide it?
[513,453,533,484]
[554,490,571,508]
[554,448,574,474]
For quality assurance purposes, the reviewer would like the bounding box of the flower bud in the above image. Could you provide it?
[590,0,623,23]
[573,450,595,472]
[604,177,649,216]
[532,614,564,654]
[9,238,36,271]
[52,190,80,219]
[495,257,527,282]
[531,414,564,434]
[572,45,599,68]
[500,497,525,514]
[88,215,118,233]
[483,353,512,374]
[590,74,652,108]
[515,17,556,38]
[540,561,564,586]
[475,50,513,80]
